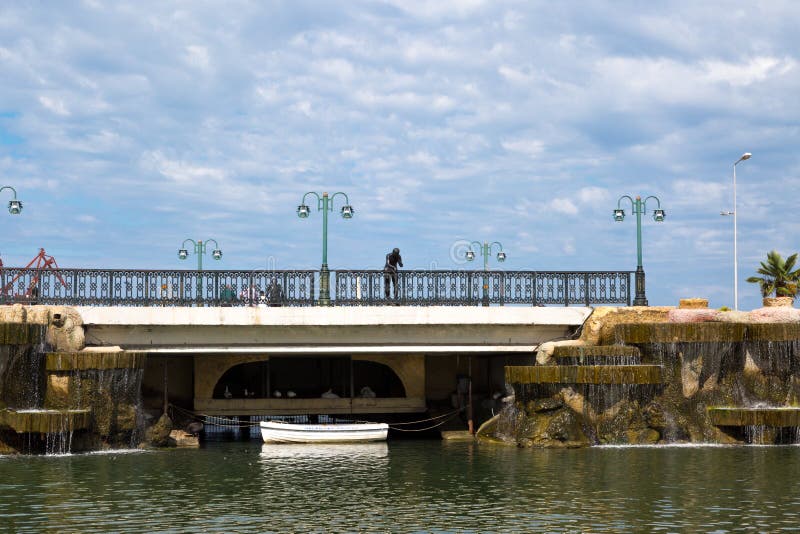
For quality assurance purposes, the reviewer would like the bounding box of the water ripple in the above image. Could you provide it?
[1,442,800,532]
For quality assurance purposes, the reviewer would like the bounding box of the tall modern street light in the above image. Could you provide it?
[178,238,222,302]
[1,186,23,215]
[297,191,354,306]
[721,152,751,310]
[465,240,506,306]
[614,195,666,306]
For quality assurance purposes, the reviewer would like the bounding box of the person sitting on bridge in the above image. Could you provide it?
[267,278,284,307]
[383,247,403,300]
[239,284,258,306]
[220,284,237,306]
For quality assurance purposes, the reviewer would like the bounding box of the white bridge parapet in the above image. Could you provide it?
[76,306,593,354]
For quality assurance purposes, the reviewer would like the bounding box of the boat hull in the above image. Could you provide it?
[260,421,389,443]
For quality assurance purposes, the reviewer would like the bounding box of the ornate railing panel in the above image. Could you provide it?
[334,270,632,306]
[0,269,316,306]
[0,268,631,306]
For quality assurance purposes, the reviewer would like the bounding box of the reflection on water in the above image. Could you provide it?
[259,442,389,460]
[2,442,800,532]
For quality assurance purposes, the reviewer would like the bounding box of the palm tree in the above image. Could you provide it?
[746,250,800,298]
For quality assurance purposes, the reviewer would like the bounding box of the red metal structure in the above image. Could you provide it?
[0,248,67,300]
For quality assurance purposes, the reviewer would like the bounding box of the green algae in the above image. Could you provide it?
[552,345,641,358]
[0,409,91,433]
[0,323,44,345]
[746,323,800,341]
[615,322,748,344]
[708,407,800,427]
[45,351,146,372]
[506,365,663,385]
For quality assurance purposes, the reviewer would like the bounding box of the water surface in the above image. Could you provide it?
[1,441,799,532]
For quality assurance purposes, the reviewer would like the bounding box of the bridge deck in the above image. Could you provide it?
[77,306,593,352]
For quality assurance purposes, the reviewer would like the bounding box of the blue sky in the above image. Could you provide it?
[1,1,798,310]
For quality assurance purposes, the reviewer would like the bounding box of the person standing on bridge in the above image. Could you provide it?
[383,247,403,300]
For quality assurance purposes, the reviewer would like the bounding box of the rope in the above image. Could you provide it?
[377,407,463,426]
[169,404,466,432]
[388,410,463,432]
[169,404,262,428]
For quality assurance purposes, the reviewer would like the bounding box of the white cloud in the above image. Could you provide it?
[703,56,796,87]
[501,139,544,158]
[313,58,356,81]
[577,186,610,205]
[290,100,313,116]
[548,198,579,215]
[431,95,455,111]
[38,96,70,116]
[498,65,534,84]
[255,85,280,103]
[383,0,487,19]
[140,151,227,183]
[672,180,727,207]
[185,45,211,70]
[407,151,439,166]
[402,40,458,63]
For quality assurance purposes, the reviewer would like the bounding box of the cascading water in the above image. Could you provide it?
[46,352,147,450]
[499,320,800,447]
[0,323,48,409]
[0,323,59,453]
[1,315,147,454]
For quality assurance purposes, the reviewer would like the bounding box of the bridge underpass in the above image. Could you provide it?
[77,306,592,419]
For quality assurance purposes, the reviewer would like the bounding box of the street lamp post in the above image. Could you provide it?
[465,240,506,306]
[297,191,354,306]
[178,238,222,301]
[0,186,23,215]
[721,153,751,310]
[614,195,665,306]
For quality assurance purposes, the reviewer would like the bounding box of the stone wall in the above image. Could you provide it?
[0,306,150,453]
[489,305,800,447]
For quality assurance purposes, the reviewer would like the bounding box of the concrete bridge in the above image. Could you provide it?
[76,306,592,418]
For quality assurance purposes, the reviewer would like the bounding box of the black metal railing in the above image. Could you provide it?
[0,268,317,307]
[0,268,632,307]
[334,270,632,306]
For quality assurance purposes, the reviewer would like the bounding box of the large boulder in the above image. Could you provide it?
[581,306,673,346]
[45,308,84,352]
[168,430,199,448]
[145,413,173,447]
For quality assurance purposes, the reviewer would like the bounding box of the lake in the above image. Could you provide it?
[1,440,799,532]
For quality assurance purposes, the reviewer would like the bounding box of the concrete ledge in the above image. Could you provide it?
[616,323,747,344]
[76,306,592,327]
[79,306,589,350]
[708,407,800,427]
[506,365,663,385]
[0,323,44,345]
[46,351,147,371]
[146,345,538,354]
[0,409,91,433]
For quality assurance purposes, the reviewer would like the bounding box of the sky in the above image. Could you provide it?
[0,0,798,310]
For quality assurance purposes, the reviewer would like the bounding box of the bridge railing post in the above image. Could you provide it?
[584,273,590,307]
[108,271,113,305]
[627,272,632,306]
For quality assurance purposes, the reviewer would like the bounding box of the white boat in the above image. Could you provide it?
[259,420,389,443]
